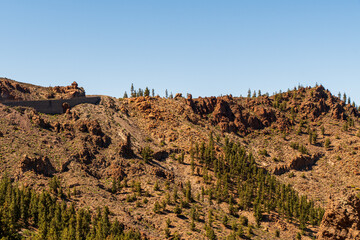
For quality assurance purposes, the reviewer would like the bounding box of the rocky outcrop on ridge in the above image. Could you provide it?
[0,78,85,101]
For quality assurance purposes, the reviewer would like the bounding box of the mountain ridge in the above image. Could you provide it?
[0,78,359,239]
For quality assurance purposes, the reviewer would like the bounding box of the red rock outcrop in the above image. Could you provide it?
[0,78,86,101]
[273,165,288,175]
[51,81,85,99]
[119,133,135,158]
[28,110,52,129]
[288,153,322,170]
[273,153,322,175]
[0,78,30,100]
[150,167,174,181]
[75,119,111,148]
[186,95,282,135]
[318,192,360,240]
[20,154,56,177]
[297,85,359,121]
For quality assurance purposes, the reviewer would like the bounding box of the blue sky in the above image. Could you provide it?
[1,1,359,102]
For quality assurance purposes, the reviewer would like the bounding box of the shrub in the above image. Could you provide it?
[126,193,137,202]
[298,145,308,154]
[134,182,141,194]
[258,149,268,156]
[325,138,330,149]
[290,142,299,150]
[153,201,161,214]
[239,215,248,226]
[170,153,176,160]
[154,180,160,191]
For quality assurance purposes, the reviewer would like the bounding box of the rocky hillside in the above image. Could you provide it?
[317,191,360,239]
[1,79,360,239]
[0,78,85,101]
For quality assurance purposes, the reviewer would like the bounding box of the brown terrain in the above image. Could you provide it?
[0,77,85,101]
[1,78,360,239]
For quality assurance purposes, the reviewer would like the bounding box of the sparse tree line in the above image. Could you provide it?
[0,175,143,240]
[122,84,173,99]
[123,84,360,114]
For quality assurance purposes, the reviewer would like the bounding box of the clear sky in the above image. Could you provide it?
[1,1,359,103]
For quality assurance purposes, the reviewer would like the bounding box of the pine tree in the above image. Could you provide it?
[123,91,128,98]
[100,206,111,238]
[130,84,135,97]
[254,204,263,227]
[144,87,150,97]
[164,225,171,238]
[205,223,216,240]
[222,215,228,226]
[137,88,143,97]
[191,157,195,175]
[185,181,193,202]
[110,218,124,236]
[174,204,182,216]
